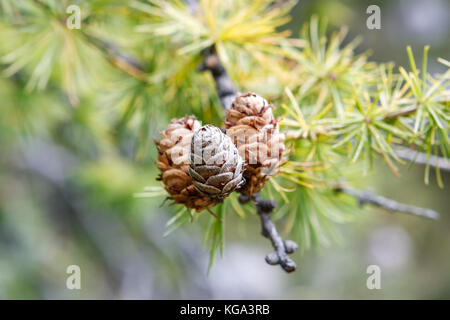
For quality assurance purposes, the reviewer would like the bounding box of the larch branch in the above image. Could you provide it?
[187,0,298,272]
[335,185,440,220]
[395,146,450,172]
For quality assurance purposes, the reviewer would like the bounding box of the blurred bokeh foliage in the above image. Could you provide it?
[0,0,448,299]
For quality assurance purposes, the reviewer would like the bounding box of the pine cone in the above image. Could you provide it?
[225,92,286,195]
[189,125,244,199]
[155,116,218,211]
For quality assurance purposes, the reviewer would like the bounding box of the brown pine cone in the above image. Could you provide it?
[189,125,244,199]
[155,116,218,211]
[225,92,286,195]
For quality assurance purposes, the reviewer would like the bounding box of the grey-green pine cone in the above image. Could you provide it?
[189,125,245,199]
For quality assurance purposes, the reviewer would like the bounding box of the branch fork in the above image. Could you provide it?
[239,194,298,273]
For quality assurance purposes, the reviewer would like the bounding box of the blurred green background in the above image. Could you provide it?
[0,0,449,299]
